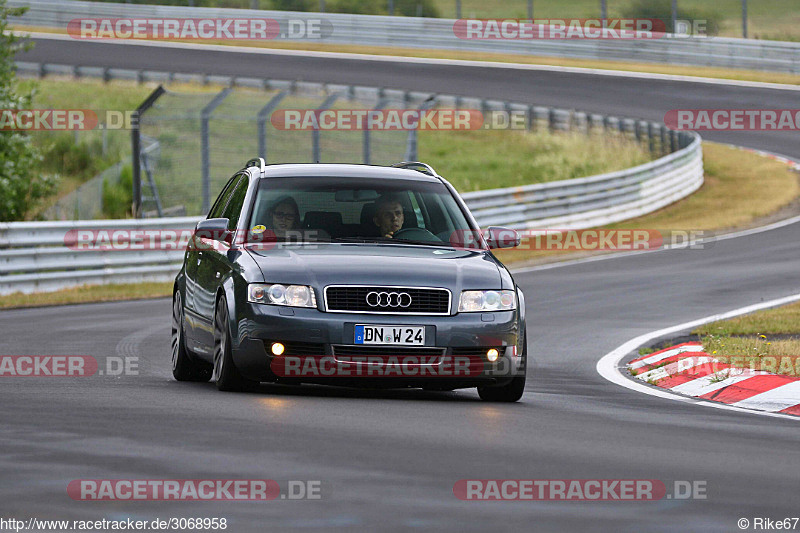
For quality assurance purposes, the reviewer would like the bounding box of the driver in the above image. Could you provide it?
[373,195,405,238]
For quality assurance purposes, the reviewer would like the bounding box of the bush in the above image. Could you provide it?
[271,0,439,17]
[392,0,439,18]
[102,164,133,219]
[620,0,721,36]
[0,0,57,221]
[44,136,93,175]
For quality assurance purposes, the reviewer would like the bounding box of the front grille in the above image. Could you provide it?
[263,340,326,356]
[324,286,451,315]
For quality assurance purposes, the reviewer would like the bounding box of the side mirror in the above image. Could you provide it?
[485,226,521,249]
[195,218,231,242]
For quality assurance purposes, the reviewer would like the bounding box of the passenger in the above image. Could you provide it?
[373,195,405,238]
[267,196,301,239]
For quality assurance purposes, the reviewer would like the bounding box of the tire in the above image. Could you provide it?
[477,375,526,402]
[171,291,212,382]
[212,295,255,392]
[477,333,527,403]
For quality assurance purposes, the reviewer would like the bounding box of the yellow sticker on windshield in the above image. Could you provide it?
[251,225,266,234]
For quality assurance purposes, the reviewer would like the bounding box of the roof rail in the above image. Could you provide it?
[393,161,440,177]
[244,157,267,173]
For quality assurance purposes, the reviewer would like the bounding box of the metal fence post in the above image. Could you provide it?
[131,85,165,219]
[257,90,288,163]
[200,88,232,214]
[312,93,341,163]
[364,98,390,165]
[405,96,436,162]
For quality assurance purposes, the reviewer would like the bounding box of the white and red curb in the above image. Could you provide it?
[627,342,800,416]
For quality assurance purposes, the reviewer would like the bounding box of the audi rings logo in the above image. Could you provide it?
[366,291,412,308]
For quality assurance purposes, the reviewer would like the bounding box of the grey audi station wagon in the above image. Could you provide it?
[172,159,527,402]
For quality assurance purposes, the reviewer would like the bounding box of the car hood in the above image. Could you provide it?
[245,243,503,291]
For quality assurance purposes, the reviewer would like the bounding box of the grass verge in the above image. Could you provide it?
[691,302,800,377]
[694,301,800,336]
[420,129,651,191]
[0,282,173,309]
[13,26,800,87]
[494,142,800,265]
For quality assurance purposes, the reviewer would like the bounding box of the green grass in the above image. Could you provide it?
[19,78,152,112]
[0,282,173,309]
[697,333,800,377]
[693,301,800,336]
[692,300,800,377]
[420,129,652,192]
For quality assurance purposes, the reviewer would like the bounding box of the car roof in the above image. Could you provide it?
[256,164,442,183]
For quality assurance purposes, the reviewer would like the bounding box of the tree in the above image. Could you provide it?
[0,0,56,221]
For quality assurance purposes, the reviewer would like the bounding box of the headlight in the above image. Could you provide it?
[458,290,516,312]
[248,283,317,308]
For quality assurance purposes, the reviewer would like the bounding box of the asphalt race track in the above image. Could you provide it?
[2,37,799,532]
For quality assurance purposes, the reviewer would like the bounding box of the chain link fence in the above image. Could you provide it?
[17,63,692,222]
[135,82,417,217]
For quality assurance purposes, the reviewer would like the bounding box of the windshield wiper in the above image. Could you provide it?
[331,236,452,247]
[330,236,391,244]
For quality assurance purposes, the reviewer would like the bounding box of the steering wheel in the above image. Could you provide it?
[392,227,441,242]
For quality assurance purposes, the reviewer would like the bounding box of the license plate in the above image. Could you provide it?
[355,325,425,345]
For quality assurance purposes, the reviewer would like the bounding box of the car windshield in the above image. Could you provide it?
[246,176,481,248]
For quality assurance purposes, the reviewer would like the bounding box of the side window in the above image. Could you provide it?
[221,175,249,230]
[408,193,426,228]
[208,175,238,219]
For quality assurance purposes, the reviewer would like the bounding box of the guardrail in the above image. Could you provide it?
[8,0,800,74]
[0,217,201,294]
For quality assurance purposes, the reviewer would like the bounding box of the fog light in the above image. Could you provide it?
[487,348,499,362]
[271,342,285,356]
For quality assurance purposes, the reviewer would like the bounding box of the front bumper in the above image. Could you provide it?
[232,303,525,388]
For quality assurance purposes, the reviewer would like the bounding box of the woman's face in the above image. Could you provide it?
[271,203,298,236]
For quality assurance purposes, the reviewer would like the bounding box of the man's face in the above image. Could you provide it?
[374,201,404,236]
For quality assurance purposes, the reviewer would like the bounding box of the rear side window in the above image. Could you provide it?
[222,175,249,230]
[208,175,238,219]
